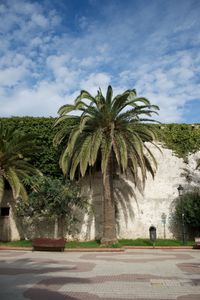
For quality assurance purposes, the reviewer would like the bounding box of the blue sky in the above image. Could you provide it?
[0,0,200,123]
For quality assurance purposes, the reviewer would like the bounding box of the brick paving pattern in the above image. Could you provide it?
[0,249,200,299]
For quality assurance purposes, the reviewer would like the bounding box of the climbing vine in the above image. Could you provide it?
[0,118,200,178]
[156,124,200,158]
[0,117,63,177]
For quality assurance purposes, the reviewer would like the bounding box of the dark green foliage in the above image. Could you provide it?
[16,176,89,236]
[156,124,200,159]
[174,189,200,237]
[0,118,200,182]
[17,176,87,219]
[0,117,63,177]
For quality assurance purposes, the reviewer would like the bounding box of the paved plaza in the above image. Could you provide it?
[0,249,200,299]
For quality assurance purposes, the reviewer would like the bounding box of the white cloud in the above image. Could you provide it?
[0,66,27,87]
[0,0,199,123]
[31,13,48,28]
[80,73,111,94]
[0,82,64,117]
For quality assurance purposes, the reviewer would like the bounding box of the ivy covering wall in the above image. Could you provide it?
[1,117,200,177]
[0,117,63,177]
[156,124,200,159]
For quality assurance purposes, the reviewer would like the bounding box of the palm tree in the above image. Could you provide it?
[0,123,41,202]
[54,86,159,244]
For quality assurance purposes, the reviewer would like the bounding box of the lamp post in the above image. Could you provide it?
[161,213,167,239]
[177,184,185,245]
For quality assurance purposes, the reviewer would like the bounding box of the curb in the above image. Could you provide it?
[64,248,124,252]
[123,246,193,249]
[0,245,194,252]
[0,246,33,251]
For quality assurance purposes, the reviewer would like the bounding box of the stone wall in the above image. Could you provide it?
[0,191,20,241]
[1,144,200,241]
[74,145,200,241]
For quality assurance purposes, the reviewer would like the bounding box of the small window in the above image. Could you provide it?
[0,207,10,217]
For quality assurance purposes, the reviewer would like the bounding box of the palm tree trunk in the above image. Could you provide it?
[101,156,117,245]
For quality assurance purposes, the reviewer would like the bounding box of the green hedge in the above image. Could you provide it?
[0,117,200,178]
[156,124,200,159]
[0,117,63,177]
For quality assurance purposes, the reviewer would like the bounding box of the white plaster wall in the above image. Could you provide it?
[1,146,200,241]
[77,146,200,240]
[116,144,185,239]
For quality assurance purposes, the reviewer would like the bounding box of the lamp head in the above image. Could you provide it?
[177,184,184,196]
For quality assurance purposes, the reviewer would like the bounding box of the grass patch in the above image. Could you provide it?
[66,240,122,248]
[118,239,195,247]
[0,240,32,247]
[0,239,195,248]
[66,240,101,248]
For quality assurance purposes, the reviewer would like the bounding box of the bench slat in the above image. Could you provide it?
[33,238,65,252]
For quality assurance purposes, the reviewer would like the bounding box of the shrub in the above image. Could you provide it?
[173,189,200,238]
[16,176,89,238]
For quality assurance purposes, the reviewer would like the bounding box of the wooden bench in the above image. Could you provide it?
[32,238,65,252]
[194,237,200,249]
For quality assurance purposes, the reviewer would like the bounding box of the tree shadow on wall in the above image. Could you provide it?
[114,174,141,236]
[83,173,141,240]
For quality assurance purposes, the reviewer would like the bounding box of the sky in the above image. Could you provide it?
[0,0,200,123]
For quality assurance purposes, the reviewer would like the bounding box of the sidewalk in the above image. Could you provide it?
[0,248,200,299]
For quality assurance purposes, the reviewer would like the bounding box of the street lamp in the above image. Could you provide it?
[177,184,185,245]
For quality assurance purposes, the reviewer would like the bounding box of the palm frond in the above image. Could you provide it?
[0,176,4,201]
[90,129,103,166]
[67,127,82,155]
[54,86,160,191]
[0,123,41,201]
[58,104,76,116]
[69,151,81,180]
[59,148,71,175]
[6,168,21,199]
[114,133,128,172]
[75,90,97,105]
[79,135,92,176]
[106,85,113,108]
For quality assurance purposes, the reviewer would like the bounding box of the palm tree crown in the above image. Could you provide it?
[54,85,160,244]
[0,123,41,201]
[54,86,159,182]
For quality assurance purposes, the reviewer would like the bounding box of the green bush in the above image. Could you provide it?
[16,176,89,237]
[174,189,200,237]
